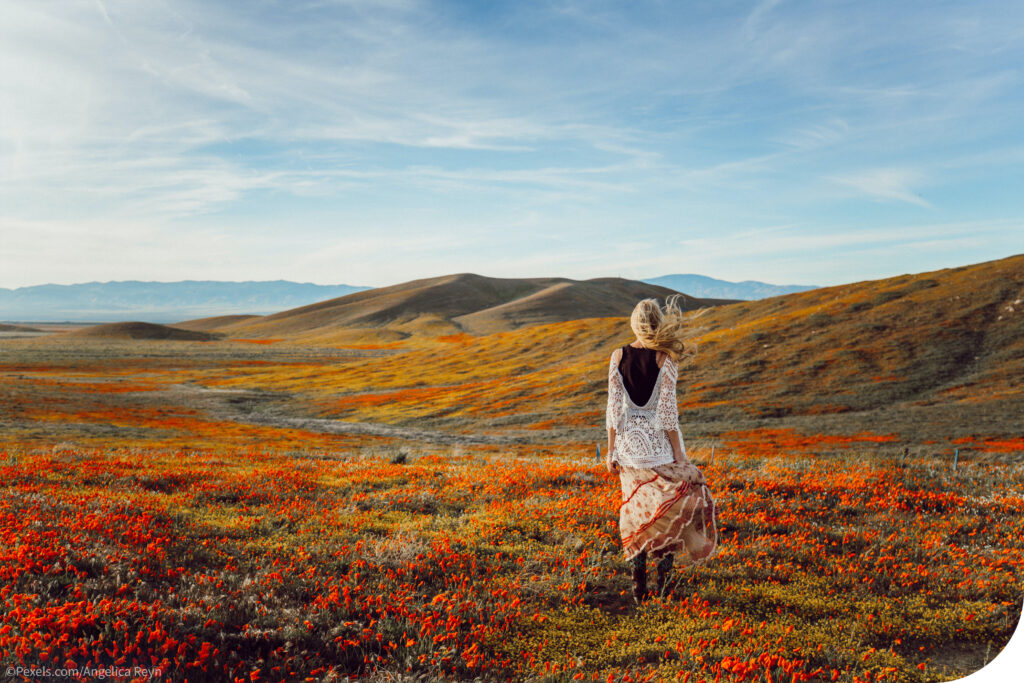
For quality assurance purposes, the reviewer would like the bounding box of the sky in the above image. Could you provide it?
[2,0,1023,290]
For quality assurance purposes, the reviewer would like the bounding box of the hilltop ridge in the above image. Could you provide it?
[208,273,736,340]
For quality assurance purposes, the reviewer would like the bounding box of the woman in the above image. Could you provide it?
[605,296,718,604]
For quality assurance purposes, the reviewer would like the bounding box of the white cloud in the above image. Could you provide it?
[828,168,932,208]
[775,119,849,150]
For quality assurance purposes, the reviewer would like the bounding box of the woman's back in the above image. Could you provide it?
[618,344,662,406]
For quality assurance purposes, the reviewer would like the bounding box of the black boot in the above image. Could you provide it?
[631,550,648,605]
[655,552,675,597]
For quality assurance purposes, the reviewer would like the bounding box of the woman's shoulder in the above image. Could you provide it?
[658,352,679,373]
[610,347,624,364]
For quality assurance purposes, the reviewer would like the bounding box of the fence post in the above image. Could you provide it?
[953,448,959,472]
[710,445,716,467]
[597,444,601,462]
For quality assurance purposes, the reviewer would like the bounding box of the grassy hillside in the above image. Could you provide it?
[677,253,1023,417]
[189,254,1024,448]
[3,255,1020,452]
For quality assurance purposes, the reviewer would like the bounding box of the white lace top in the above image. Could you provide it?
[606,351,684,469]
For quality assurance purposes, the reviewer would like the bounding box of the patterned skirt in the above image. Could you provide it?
[618,460,718,564]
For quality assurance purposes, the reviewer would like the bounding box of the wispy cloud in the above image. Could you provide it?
[775,119,849,150]
[675,221,1013,258]
[828,168,932,208]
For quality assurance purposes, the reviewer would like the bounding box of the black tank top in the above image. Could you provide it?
[618,345,660,405]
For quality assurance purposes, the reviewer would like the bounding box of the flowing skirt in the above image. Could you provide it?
[618,459,718,564]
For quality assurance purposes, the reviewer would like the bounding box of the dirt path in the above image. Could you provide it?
[170,384,536,445]
[236,413,532,445]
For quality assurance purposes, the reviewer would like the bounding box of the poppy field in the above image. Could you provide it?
[2,256,1023,683]
[2,439,1021,683]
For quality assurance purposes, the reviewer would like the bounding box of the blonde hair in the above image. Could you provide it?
[629,294,696,361]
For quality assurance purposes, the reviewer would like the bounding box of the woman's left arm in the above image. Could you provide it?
[605,352,622,473]
[656,357,685,463]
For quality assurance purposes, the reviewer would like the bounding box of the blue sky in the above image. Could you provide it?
[2,0,1023,289]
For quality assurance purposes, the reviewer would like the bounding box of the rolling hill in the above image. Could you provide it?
[193,254,1023,446]
[3,255,1021,451]
[68,322,222,341]
[209,273,738,340]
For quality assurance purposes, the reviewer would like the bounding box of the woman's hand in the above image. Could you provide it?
[666,430,685,464]
[605,446,619,474]
[606,430,618,473]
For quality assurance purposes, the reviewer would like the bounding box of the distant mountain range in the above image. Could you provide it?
[642,274,817,300]
[0,280,369,323]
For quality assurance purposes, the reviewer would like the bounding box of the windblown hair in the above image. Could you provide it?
[629,294,698,362]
